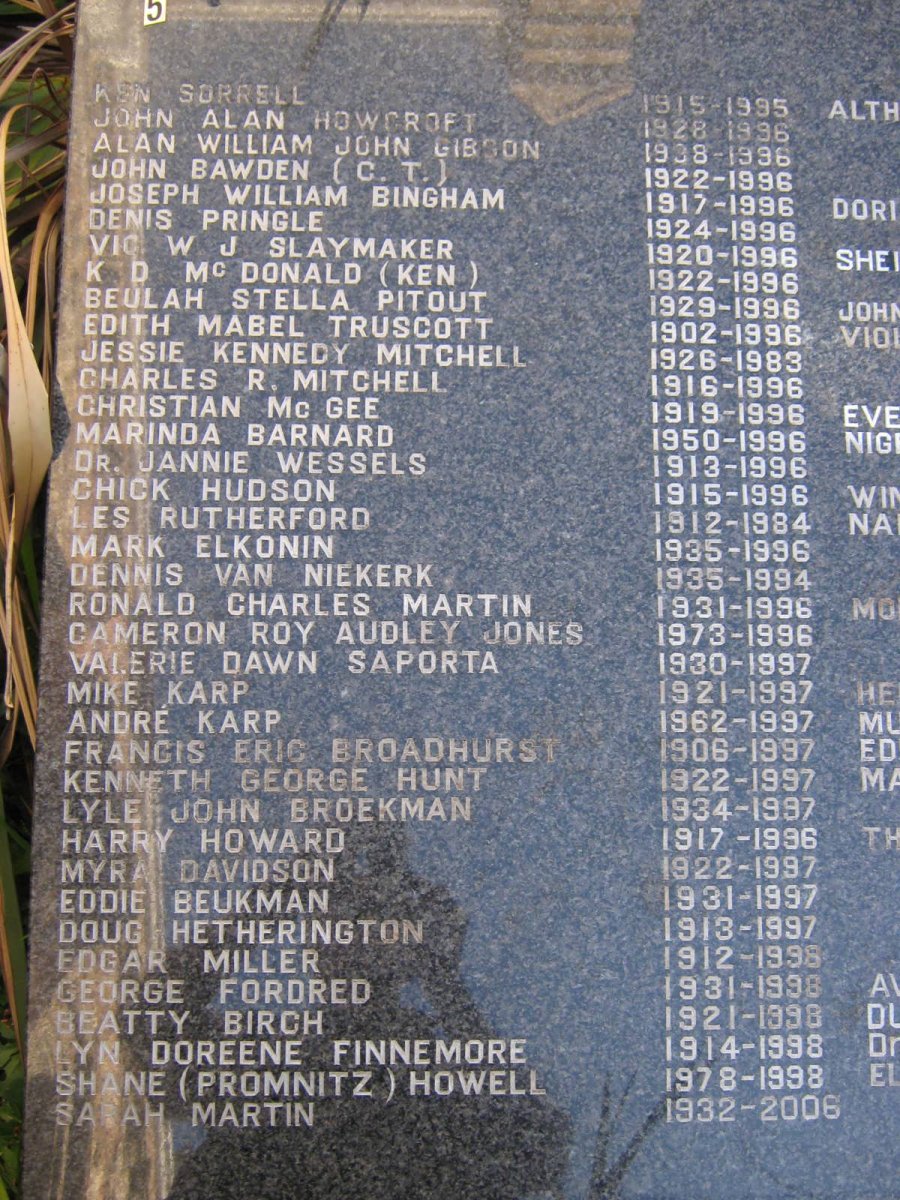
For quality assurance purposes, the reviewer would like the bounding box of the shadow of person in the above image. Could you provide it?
[160,824,571,1200]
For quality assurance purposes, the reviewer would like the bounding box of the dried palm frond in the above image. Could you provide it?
[0,0,74,1071]
[0,1,71,748]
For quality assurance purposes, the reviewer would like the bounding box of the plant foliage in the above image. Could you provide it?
[0,1,74,1191]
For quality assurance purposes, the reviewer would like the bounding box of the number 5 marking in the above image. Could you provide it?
[144,0,166,25]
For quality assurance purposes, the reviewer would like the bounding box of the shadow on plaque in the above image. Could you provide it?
[159,825,572,1199]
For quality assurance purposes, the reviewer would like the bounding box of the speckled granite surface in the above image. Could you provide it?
[23,3,898,1198]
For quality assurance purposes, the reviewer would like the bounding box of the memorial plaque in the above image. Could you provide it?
[23,1,898,1196]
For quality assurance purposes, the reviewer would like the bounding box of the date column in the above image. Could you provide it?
[643,92,746,1124]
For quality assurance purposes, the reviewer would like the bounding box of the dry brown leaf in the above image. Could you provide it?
[0,37,48,105]
[5,150,67,224]
[5,0,48,14]
[0,19,70,102]
[0,698,17,769]
[41,214,61,382]
[0,356,15,732]
[2,536,36,748]
[3,516,17,722]
[24,184,63,339]
[0,105,53,543]
[9,580,37,744]
[0,346,10,540]
[4,118,68,173]
[0,881,20,1049]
